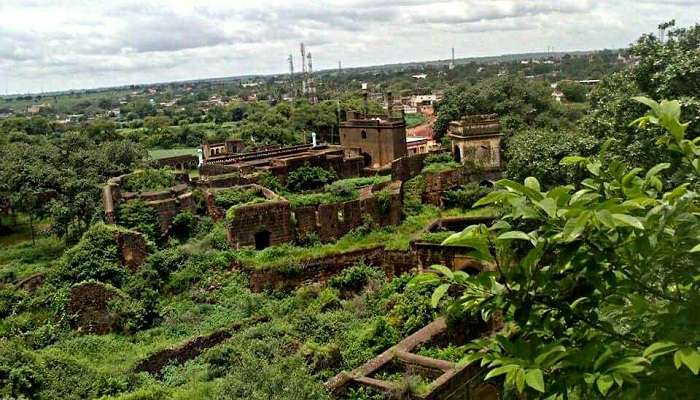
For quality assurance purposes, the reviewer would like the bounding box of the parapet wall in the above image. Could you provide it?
[209,181,403,249]
[294,181,402,242]
[102,173,194,235]
[245,246,413,292]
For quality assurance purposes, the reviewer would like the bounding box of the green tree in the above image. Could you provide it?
[412,98,700,398]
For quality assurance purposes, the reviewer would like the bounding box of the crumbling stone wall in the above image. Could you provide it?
[103,173,194,234]
[293,181,403,243]
[422,169,465,206]
[67,282,123,334]
[227,200,292,249]
[391,152,431,182]
[116,230,149,272]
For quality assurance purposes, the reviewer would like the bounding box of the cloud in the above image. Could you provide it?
[0,0,698,93]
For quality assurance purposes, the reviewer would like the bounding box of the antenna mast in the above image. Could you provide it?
[307,52,318,104]
[300,43,307,95]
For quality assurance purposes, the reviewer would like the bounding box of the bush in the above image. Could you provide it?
[171,211,194,240]
[286,165,338,192]
[505,128,597,188]
[441,182,493,209]
[117,201,160,239]
[120,169,177,192]
[58,223,128,287]
[0,341,43,399]
[213,187,266,209]
[329,263,384,295]
[342,317,399,368]
[424,152,454,164]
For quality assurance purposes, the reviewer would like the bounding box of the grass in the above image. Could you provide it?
[148,147,199,160]
[228,206,497,271]
[421,161,461,174]
[405,113,427,128]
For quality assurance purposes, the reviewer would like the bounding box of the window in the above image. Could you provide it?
[361,130,367,139]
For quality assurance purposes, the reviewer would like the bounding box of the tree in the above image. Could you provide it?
[434,75,559,139]
[411,98,700,398]
[557,80,588,103]
[582,23,700,174]
[505,128,598,188]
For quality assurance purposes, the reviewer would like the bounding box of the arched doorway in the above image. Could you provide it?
[254,230,271,250]
[453,145,462,163]
[361,152,372,167]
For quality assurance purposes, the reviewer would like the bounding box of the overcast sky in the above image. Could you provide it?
[1,0,699,94]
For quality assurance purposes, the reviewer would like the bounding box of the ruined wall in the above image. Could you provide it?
[246,246,387,292]
[67,282,123,334]
[103,174,195,235]
[293,182,402,243]
[391,152,431,182]
[116,230,149,272]
[246,245,419,292]
[226,200,292,249]
[422,169,465,206]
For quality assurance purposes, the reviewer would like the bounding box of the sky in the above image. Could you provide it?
[1,0,699,94]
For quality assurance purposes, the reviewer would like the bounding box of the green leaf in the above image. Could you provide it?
[597,374,614,396]
[534,197,557,218]
[561,211,590,242]
[674,350,683,369]
[678,348,700,374]
[586,160,602,176]
[525,369,545,393]
[515,368,526,393]
[645,163,671,179]
[429,264,454,280]
[632,96,660,114]
[560,155,587,165]
[524,177,541,192]
[431,283,450,308]
[643,341,678,359]
[690,243,700,253]
[408,273,440,288]
[611,214,645,230]
[485,364,518,380]
[497,231,532,242]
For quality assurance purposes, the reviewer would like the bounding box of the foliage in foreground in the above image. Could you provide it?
[412,98,700,398]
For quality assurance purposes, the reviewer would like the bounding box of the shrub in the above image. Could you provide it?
[441,182,493,209]
[117,201,160,239]
[171,211,194,240]
[0,341,43,399]
[121,169,177,192]
[424,152,454,165]
[213,187,266,209]
[342,317,399,368]
[257,171,283,193]
[374,188,392,216]
[329,263,384,295]
[58,223,128,287]
[286,165,338,192]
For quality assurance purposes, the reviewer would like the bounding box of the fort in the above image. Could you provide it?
[104,111,504,249]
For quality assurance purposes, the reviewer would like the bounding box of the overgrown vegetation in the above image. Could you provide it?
[120,169,178,192]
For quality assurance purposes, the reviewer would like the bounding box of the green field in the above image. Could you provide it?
[148,147,199,160]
